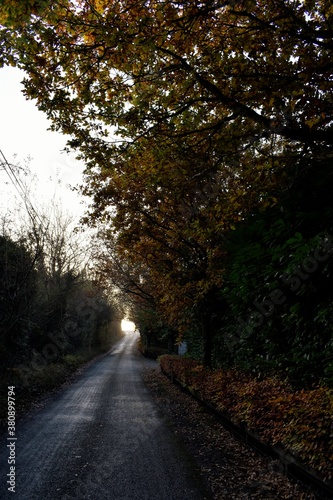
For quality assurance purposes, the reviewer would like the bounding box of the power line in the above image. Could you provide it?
[0,147,45,228]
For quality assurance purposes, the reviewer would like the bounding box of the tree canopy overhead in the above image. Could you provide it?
[2,0,332,241]
[2,0,333,148]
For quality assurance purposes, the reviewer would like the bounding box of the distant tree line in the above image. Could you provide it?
[0,205,123,383]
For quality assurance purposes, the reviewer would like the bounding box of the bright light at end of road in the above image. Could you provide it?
[121,319,136,332]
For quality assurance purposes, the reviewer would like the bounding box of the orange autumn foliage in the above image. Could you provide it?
[159,355,333,480]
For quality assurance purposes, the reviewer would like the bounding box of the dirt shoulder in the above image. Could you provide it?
[142,367,318,500]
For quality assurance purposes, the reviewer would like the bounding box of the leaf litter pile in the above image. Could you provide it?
[142,367,318,500]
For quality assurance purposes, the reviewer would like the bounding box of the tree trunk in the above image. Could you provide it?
[202,312,213,368]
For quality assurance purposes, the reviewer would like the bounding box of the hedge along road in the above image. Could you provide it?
[0,332,205,499]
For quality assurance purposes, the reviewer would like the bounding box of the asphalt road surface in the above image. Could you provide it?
[0,332,204,499]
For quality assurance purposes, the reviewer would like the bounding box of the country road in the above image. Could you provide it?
[0,332,204,499]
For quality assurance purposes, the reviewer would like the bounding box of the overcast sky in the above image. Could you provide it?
[0,65,86,220]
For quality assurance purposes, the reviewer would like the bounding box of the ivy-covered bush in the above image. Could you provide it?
[159,355,333,480]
